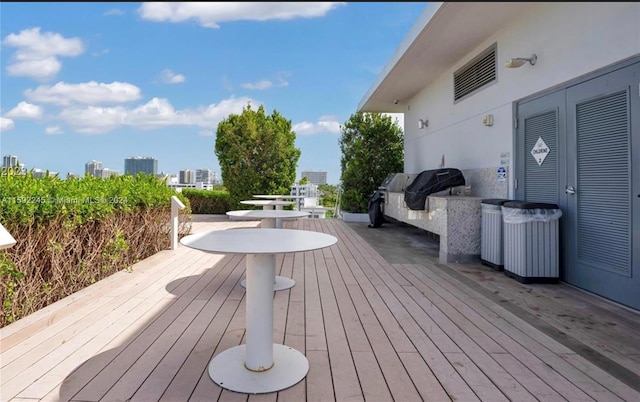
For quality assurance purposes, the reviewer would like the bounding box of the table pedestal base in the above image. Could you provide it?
[240,276,295,291]
[208,344,309,394]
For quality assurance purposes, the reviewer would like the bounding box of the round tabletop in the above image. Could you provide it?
[253,195,307,199]
[180,228,337,254]
[227,210,310,219]
[240,200,296,207]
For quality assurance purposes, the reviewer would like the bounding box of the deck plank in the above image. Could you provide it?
[453,262,640,374]
[2,216,639,402]
[71,252,238,401]
[313,248,363,402]
[130,256,247,402]
[190,295,247,402]
[304,250,326,352]
[4,249,214,401]
[405,261,627,401]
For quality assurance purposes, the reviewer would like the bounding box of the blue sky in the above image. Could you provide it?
[0,2,420,185]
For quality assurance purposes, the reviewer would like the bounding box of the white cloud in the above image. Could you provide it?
[241,79,273,90]
[159,69,186,84]
[241,71,290,90]
[104,8,126,16]
[25,81,142,105]
[59,106,126,134]
[138,2,346,28]
[2,27,84,81]
[45,126,63,135]
[92,49,110,57]
[58,96,257,134]
[199,129,214,137]
[293,115,341,135]
[0,117,15,132]
[6,58,62,81]
[221,75,234,91]
[6,101,43,119]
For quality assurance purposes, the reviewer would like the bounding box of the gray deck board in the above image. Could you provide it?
[1,215,639,402]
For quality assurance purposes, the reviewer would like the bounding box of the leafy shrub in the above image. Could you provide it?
[0,171,191,225]
[181,189,231,214]
[339,112,403,212]
[0,171,192,327]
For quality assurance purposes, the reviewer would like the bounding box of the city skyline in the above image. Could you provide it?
[2,151,260,182]
[3,152,316,184]
[0,3,413,185]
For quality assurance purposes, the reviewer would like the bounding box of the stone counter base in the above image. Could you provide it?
[384,192,483,263]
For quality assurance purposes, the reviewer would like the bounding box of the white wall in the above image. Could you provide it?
[403,2,640,178]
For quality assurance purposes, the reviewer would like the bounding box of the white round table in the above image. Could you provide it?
[253,194,307,201]
[180,228,337,394]
[240,200,297,228]
[253,195,307,213]
[227,209,309,228]
[226,209,311,291]
[240,200,296,211]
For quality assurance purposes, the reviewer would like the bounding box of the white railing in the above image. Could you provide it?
[0,222,16,250]
[171,196,186,250]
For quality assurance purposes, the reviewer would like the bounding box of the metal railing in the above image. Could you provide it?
[170,196,186,250]
[1,222,16,250]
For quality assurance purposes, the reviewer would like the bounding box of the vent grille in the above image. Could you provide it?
[576,90,630,276]
[524,110,558,204]
[454,45,496,102]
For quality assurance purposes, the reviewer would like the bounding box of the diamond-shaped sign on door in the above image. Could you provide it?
[531,136,550,166]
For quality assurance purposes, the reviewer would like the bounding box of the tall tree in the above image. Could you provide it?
[215,103,301,208]
[339,112,404,213]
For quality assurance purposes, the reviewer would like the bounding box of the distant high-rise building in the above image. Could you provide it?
[2,154,18,169]
[31,169,58,178]
[301,171,327,185]
[3,155,27,174]
[96,168,119,178]
[125,156,158,176]
[179,169,195,184]
[290,183,319,210]
[85,160,102,177]
[31,169,47,178]
[195,169,216,184]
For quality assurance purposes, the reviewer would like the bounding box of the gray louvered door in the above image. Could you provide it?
[565,63,639,310]
[515,91,565,205]
[516,62,639,310]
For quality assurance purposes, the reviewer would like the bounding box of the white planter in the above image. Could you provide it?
[340,211,371,223]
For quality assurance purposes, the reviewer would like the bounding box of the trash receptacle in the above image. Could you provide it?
[502,201,563,283]
[480,199,511,270]
[368,190,385,228]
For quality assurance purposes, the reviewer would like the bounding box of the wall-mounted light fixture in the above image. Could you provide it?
[418,118,428,129]
[505,53,537,68]
[482,115,494,126]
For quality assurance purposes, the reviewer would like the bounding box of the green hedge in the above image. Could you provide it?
[181,189,230,214]
[0,170,193,327]
[0,171,190,225]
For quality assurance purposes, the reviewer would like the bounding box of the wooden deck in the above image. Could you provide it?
[1,215,639,402]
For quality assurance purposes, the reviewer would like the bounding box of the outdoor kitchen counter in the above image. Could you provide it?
[383,192,483,263]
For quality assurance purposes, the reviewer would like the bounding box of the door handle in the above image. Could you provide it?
[566,186,576,195]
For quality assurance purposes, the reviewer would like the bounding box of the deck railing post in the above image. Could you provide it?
[171,196,186,250]
[0,222,16,250]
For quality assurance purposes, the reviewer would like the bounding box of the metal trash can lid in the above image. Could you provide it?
[503,201,560,210]
[481,198,512,206]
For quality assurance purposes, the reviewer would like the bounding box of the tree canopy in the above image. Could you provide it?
[339,112,404,213]
[214,103,301,208]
